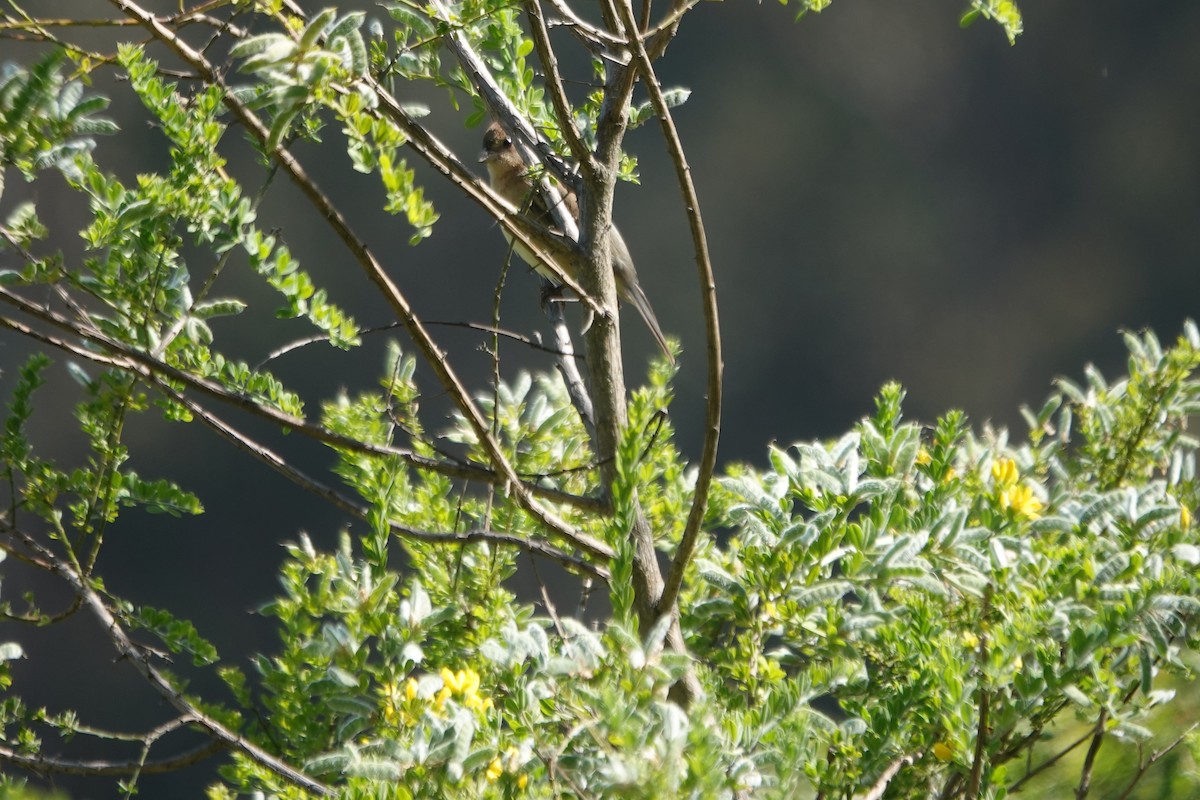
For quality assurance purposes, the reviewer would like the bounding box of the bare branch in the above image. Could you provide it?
[1115,723,1198,800]
[857,753,918,800]
[1075,709,1108,800]
[544,288,597,438]
[522,0,591,164]
[543,0,623,50]
[1007,729,1096,793]
[0,739,225,777]
[255,319,583,368]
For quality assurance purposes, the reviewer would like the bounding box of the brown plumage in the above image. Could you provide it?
[478,121,673,363]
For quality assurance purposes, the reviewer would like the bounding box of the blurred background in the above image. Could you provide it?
[3,0,1200,794]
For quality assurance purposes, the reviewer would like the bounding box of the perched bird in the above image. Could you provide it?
[478,121,673,363]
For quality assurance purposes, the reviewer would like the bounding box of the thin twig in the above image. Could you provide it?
[1008,729,1092,793]
[0,739,225,777]
[1115,723,1198,800]
[254,319,584,369]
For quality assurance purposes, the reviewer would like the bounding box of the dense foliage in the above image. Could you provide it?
[8,2,1199,799]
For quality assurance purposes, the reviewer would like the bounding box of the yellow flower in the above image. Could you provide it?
[441,667,463,693]
[1182,505,1192,529]
[378,681,403,725]
[961,631,980,649]
[916,448,932,466]
[991,458,1018,487]
[761,600,778,622]
[404,677,418,701]
[436,666,493,715]
[932,741,954,761]
[486,757,503,783]
[463,689,493,712]
[461,668,480,697]
[517,773,528,790]
[999,484,1043,520]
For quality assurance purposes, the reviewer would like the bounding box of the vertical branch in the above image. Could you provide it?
[545,293,597,436]
[966,584,994,797]
[1075,709,1108,800]
[582,0,666,634]
[584,0,704,706]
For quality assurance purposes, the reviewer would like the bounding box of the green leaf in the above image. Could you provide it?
[192,299,248,319]
[229,33,293,61]
[326,11,366,42]
[300,8,339,51]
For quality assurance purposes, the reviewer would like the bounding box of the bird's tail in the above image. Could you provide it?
[624,281,675,365]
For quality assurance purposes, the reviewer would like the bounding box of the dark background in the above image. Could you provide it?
[3,0,1199,794]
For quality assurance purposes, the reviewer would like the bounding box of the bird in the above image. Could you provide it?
[478,121,673,364]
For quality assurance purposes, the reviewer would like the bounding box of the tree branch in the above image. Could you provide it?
[0,739,225,777]
[613,0,721,617]
[857,753,918,800]
[1115,723,1198,800]
[522,0,591,165]
[1075,708,1108,800]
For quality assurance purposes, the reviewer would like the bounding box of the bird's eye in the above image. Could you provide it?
[502,137,512,149]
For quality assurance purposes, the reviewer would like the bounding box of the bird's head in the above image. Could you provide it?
[478,122,523,171]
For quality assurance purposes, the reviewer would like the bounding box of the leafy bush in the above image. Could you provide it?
[9,3,1197,800]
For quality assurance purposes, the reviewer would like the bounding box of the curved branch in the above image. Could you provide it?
[0,739,226,777]
[613,0,721,615]
[543,0,623,49]
[522,0,591,165]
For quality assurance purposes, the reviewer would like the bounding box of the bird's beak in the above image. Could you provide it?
[478,149,490,163]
